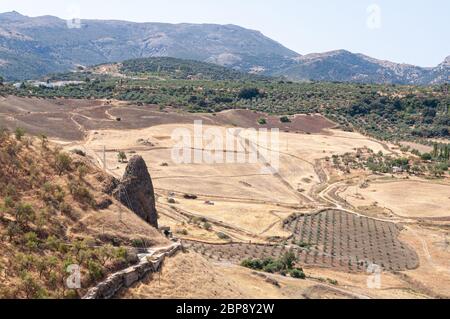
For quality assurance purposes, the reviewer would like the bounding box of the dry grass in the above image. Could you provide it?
[0,132,167,299]
[342,180,450,218]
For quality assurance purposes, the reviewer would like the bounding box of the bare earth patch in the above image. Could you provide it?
[342,180,450,218]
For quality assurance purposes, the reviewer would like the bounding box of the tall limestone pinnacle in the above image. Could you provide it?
[112,156,158,228]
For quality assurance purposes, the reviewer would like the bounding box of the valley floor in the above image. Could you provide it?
[2,96,449,299]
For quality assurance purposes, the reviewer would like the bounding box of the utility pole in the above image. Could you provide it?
[103,145,106,170]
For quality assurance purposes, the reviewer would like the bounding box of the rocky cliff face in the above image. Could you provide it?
[111,156,158,228]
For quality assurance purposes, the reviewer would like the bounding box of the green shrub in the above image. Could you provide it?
[4,196,14,209]
[15,203,35,226]
[280,251,296,270]
[14,127,25,141]
[20,272,48,299]
[117,151,127,163]
[87,260,104,281]
[24,232,39,251]
[55,153,72,175]
[241,258,264,270]
[6,222,22,241]
[296,241,313,249]
[217,232,231,240]
[238,88,261,100]
[69,182,94,207]
[327,278,338,285]
[421,153,433,161]
[290,268,306,279]
[131,238,147,248]
[263,261,284,273]
[280,116,291,123]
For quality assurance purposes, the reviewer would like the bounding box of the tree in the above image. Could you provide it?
[39,134,48,149]
[20,272,47,299]
[24,232,39,251]
[280,116,291,123]
[15,203,35,227]
[280,251,296,270]
[87,260,104,281]
[6,222,22,241]
[77,164,88,180]
[117,151,127,163]
[14,127,25,141]
[432,143,439,158]
[203,222,212,231]
[430,164,445,177]
[421,153,432,161]
[290,268,306,279]
[0,76,4,86]
[55,153,72,175]
[238,88,261,100]
[258,118,267,125]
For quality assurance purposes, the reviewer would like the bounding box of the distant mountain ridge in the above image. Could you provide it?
[0,11,297,80]
[0,11,448,84]
[276,50,449,85]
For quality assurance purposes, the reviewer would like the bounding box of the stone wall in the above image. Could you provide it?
[83,243,181,299]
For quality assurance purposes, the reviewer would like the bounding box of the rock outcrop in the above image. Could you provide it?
[111,156,158,228]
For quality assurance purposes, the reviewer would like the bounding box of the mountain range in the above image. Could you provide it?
[0,11,448,84]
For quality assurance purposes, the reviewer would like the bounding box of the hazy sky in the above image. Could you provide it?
[1,0,449,67]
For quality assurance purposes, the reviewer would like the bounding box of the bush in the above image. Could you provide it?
[241,258,264,270]
[217,232,231,240]
[70,149,86,157]
[24,232,39,251]
[280,251,296,270]
[421,153,433,161]
[176,228,188,236]
[69,182,94,207]
[327,278,338,285]
[117,151,127,163]
[241,252,300,276]
[191,216,207,224]
[15,203,35,226]
[55,153,72,175]
[290,268,306,279]
[20,272,47,299]
[238,88,261,100]
[296,241,313,249]
[14,127,25,141]
[131,238,146,248]
[6,222,22,241]
[60,202,77,220]
[4,196,14,209]
[280,116,291,123]
[263,261,284,273]
[77,164,88,180]
[87,260,104,281]
[258,118,267,125]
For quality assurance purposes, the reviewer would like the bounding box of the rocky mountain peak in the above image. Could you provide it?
[441,56,450,66]
[0,11,26,20]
